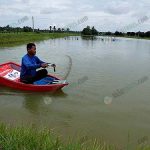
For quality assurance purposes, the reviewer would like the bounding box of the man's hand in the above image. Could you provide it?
[41,63,49,68]
[51,64,56,72]
[51,64,56,68]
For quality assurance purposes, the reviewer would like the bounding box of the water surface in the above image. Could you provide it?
[0,36,150,147]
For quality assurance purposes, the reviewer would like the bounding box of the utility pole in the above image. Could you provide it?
[32,16,34,32]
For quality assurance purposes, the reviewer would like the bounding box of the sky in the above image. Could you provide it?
[0,0,150,32]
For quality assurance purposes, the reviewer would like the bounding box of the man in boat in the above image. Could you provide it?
[20,43,55,84]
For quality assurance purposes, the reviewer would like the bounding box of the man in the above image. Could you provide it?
[20,43,55,84]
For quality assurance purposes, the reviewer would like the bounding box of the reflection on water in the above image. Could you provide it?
[23,90,67,114]
[0,36,150,146]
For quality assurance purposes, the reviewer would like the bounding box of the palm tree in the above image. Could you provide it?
[53,26,56,32]
[62,28,64,32]
[49,26,52,33]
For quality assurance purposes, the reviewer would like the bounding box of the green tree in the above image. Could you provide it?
[57,28,61,32]
[91,26,98,35]
[81,26,92,35]
[23,26,32,32]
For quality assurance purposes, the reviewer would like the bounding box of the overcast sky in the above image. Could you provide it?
[0,0,150,32]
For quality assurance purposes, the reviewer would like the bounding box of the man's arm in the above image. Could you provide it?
[22,57,41,70]
[35,56,49,68]
[35,56,45,64]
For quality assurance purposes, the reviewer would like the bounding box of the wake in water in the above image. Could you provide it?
[0,91,33,96]
[63,55,72,80]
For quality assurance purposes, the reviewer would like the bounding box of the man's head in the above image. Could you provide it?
[27,43,36,56]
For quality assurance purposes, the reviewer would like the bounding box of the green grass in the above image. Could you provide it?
[0,123,116,150]
[0,32,80,47]
[0,124,150,150]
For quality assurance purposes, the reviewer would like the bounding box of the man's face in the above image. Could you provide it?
[28,46,36,56]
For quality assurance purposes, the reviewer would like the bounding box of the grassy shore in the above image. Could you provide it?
[0,124,150,150]
[0,124,116,150]
[0,32,80,47]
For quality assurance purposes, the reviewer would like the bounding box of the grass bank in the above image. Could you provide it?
[0,123,116,150]
[0,124,150,150]
[0,32,80,48]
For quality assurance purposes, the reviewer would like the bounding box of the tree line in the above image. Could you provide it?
[0,25,78,33]
[81,26,150,38]
[101,31,150,38]
[0,24,150,38]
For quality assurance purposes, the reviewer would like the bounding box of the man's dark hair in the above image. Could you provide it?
[27,43,35,50]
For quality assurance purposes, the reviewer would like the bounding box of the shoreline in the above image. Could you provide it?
[0,32,80,48]
[0,123,115,150]
[105,35,150,40]
[0,123,149,150]
[122,36,150,40]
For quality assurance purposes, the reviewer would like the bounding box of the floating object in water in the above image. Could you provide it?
[104,96,113,105]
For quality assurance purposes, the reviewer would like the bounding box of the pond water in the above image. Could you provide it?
[0,36,150,147]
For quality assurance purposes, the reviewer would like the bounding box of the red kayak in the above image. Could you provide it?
[0,62,68,92]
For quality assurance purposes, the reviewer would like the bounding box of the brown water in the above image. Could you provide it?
[0,36,150,147]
